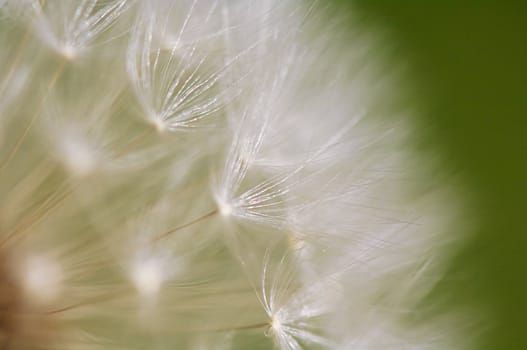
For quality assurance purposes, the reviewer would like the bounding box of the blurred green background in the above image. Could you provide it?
[333,2,527,349]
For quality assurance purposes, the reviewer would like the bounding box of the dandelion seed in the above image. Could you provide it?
[19,255,63,306]
[57,132,97,176]
[257,248,334,350]
[218,200,233,217]
[131,257,164,298]
[127,1,236,132]
[30,0,131,58]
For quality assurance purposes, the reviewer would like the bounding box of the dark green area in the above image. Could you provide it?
[331,2,527,349]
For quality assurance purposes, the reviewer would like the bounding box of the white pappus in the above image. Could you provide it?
[0,0,465,349]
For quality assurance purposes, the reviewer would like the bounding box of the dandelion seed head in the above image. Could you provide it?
[0,0,464,347]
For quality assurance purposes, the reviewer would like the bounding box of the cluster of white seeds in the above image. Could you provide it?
[0,0,461,349]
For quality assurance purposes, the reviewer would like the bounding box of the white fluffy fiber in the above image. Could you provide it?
[0,1,462,349]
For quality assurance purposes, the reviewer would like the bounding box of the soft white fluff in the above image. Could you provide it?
[0,0,462,349]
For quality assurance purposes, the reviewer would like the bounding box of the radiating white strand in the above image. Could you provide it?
[260,248,335,350]
[30,0,131,58]
[127,1,254,133]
